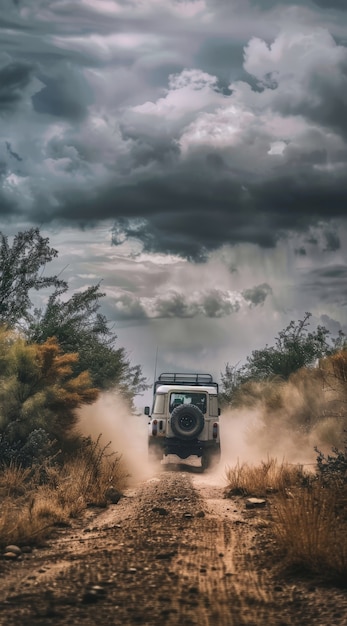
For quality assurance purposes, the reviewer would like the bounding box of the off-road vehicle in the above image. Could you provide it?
[144,372,221,470]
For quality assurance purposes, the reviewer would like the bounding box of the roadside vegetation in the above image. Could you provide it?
[225,457,307,498]
[0,228,145,548]
[226,452,347,584]
[0,437,128,547]
[222,315,347,585]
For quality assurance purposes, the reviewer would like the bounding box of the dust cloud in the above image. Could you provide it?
[76,366,346,488]
[219,368,346,472]
[77,393,154,484]
[219,408,317,469]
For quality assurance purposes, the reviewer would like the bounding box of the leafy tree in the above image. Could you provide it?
[0,227,147,402]
[0,428,55,468]
[220,363,244,407]
[221,313,344,405]
[0,331,99,444]
[26,284,147,398]
[315,440,347,485]
[244,313,336,381]
[0,228,66,327]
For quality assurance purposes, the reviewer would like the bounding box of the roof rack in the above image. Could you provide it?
[154,372,218,393]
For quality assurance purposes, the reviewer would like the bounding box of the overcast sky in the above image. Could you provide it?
[1,0,347,401]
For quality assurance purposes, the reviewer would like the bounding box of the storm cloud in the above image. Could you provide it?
[242,283,272,307]
[111,285,273,320]
[312,1,347,9]
[1,0,347,262]
[0,61,33,110]
[32,63,92,121]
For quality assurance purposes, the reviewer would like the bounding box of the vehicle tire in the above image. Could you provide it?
[202,447,221,470]
[148,440,163,463]
[170,404,204,440]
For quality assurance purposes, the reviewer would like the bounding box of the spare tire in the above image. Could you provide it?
[170,404,205,440]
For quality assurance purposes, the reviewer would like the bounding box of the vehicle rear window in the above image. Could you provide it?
[169,392,207,414]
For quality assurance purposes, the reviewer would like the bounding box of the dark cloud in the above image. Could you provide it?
[303,265,347,306]
[324,230,341,252]
[242,0,346,10]
[242,283,272,306]
[2,0,347,383]
[312,1,347,9]
[6,142,23,162]
[243,30,347,138]
[112,294,147,321]
[1,1,347,261]
[0,189,19,216]
[194,38,244,84]
[112,288,243,320]
[32,64,92,121]
[276,66,347,137]
[156,292,193,318]
[119,124,180,171]
[305,236,319,245]
[0,62,33,110]
[0,1,33,29]
[145,62,186,89]
[295,247,307,256]
[313,265,347,279]
[30,156,347,261]
[110,281,277,321]
[202,291,240,317]
[249,0,305,6]
[53,174,274,259]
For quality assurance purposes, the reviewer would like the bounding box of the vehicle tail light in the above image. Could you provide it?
[152,420,158,436]
[212,423,218,439]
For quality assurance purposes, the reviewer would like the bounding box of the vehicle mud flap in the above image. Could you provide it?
[202,447,221,470]
[148,439,164,462]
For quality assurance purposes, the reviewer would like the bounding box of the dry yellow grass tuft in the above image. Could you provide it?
[0,437,128,547]
[0,497,59,546]
[225,457,347,583]
[272,482,347,581]
[225,457,306,497]
[0,463,33,498]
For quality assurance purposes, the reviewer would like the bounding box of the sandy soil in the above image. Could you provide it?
[0,468,346,625]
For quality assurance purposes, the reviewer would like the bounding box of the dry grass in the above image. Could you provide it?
[53,449,128,515]
[225,457,347,583]
[0,463,33,498]
[0,494,68,547]
[0,437,128,548]
[272,482,347,581]
[225,457,307,497]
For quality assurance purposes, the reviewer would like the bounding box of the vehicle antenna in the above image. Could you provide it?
[153,346,159,384]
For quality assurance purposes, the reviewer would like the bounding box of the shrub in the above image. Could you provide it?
[272,483,347,582]
[0,435,128,547]
[225,458,307,497]
[315,441,347,485]
[225,456,347,583]
[0,428,57,468]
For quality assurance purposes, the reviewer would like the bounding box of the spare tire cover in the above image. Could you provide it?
[170,404,205,440]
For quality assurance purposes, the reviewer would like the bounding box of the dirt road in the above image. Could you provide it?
[1,469,346,625]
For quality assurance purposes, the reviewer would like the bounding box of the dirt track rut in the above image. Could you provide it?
[1,470,347,625]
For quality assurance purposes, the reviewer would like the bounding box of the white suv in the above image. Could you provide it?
[145,373,221,470]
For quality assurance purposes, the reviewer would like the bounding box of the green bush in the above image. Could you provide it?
[315,441,347,485]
